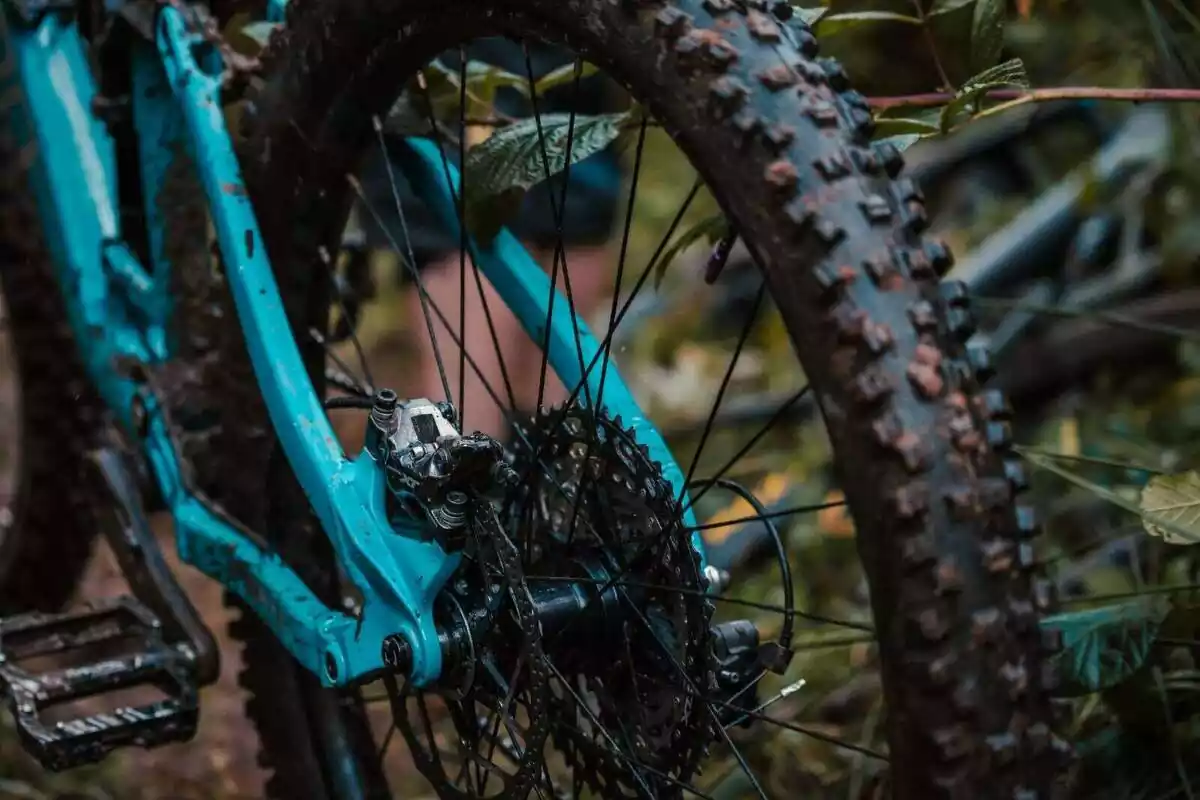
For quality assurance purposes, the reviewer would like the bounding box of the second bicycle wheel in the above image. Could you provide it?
[207,1,1070,797]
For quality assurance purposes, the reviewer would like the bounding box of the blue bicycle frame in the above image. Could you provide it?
[0,0,701,687]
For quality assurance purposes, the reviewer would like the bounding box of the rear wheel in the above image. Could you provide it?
[214,1,1070,797]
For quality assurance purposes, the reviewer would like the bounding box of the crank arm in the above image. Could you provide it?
[88,445,220,687]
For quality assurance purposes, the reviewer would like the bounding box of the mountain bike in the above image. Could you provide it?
[0,0,1069,797]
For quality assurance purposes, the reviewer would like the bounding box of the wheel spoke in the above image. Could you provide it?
[512,178,703,488]
[457,48,468,426]
[640,670,889,763]
[976,294,1200,340]
[679,283,766,502]
[315,246,376,391]
[477,650,530,796]
[685,499,846,533]
[683,384,813,513]
[370,116,454,406]
[376,721,396,767]
[721,678,807,730]
[614,587,770,800]
[521,47,592,417]
[308,327,373,396]
[539,655,659,799]
[423,62,521,420]
[597,117,650,411]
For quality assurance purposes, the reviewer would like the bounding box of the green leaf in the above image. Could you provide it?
[240,21,280,48]
[874,106,942,143]
[939,57,1029,131]
[462,111,630,243]
[1099,603,1200,738]
[433,58,600,106]
[876,103,944,123]
[1018,449,1200,544]
[929,0,975,17]
[1041,598,1170,696]
[652,215,730,289]
[970,0,1006,72]
[533,62,601,95]
[960,57,1030,96]
[791,6,829,27]
[416,62,468,121]
[383,66,463,139]
[1141,471,1200,545]
[416,59,528,121]
[815,11,921,37]
[872,117,941,137]
[464,61,527,102]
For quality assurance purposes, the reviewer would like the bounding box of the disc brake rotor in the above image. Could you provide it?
[391,504,551,800]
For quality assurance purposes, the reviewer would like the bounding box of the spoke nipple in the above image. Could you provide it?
[703,565,730,592]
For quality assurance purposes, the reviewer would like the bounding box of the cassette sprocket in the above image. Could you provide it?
[509,407,715,797]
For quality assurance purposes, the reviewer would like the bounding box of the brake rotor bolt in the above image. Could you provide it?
[372,388,398,421]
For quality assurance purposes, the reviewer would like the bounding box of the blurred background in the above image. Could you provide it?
[6,0,1200,797]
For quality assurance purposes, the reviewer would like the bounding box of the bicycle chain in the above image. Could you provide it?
[395,503,552,800]
[511,407,714,798]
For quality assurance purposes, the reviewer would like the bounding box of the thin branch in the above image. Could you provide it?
[869,85,1200,111]
[910,0,952,92]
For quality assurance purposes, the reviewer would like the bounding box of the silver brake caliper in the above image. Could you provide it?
[365,391,516,547]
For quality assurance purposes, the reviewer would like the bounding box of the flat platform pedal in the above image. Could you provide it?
[0,596,198,770]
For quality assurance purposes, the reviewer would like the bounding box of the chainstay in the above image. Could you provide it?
[165,114,390,798]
